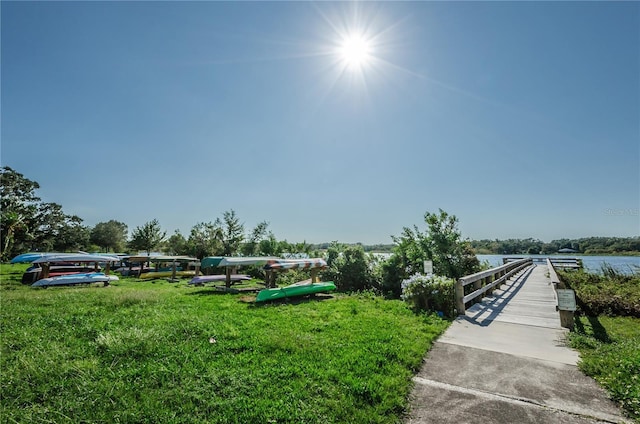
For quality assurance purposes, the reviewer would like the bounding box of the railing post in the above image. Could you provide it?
[455,279,465,315]
[472,278,482,304]
[547,258,575,330]
[485,275,493,295]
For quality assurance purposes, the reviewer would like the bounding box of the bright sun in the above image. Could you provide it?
[339,33,372,70]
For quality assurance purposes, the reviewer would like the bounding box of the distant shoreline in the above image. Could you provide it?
[472,251,640,257]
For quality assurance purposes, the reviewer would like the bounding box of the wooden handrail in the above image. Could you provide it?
[547,258,575,329]
[455,258,533,315]
[547,258,561,287]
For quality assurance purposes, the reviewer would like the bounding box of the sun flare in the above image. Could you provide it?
[338,33,372,70]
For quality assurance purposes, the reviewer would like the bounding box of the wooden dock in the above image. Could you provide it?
[407,262,629,424]
[449,263,578,364]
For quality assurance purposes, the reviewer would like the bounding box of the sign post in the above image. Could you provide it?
[423,260,433,276]
[556,289,576,329]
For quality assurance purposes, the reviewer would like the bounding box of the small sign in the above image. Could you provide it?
[424,260,433,275]
[557,289,577,311]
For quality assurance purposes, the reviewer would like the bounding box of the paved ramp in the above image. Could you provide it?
[407,264,629,424]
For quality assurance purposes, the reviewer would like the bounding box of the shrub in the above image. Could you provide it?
[558,268,640,317]
[383,209,480,299]
[324,244,379,293]
[401,274,456,317]
[380,254,405,299]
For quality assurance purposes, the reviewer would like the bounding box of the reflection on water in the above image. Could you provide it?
[477,254,640,275]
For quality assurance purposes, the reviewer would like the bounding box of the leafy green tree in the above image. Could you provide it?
[166,230,189,256]
[90,220,128,252]
[129,219,166,255]
[30,202,86,253]
[423,210,480,279]
[53,216,90,252]
[258,233,282,256]
[383,209,479,298]
[1,167,90,258]
[324,243,378,292]
[187,222,223,259]
[291,241,312,257]
[240,221,269,256]
[1,211,27,259]
[219,210,244,256]
[0,167,40,259]
[381,254,407,298]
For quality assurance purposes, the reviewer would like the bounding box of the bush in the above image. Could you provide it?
[401,274,456,317]
[324,244,379,293]
[380,254,405,299]
[558,268,640,318]
[383,209,480,299]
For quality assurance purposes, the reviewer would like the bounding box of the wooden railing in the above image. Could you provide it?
[547,258,575,329]
[455,258,533,315]
[503,256,582,269]
[548,257,583,270]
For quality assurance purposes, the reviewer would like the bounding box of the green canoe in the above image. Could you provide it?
[255,281,336,303]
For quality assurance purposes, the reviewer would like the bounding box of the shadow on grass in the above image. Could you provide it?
[586,315,612,343]
[249,293,336,307]
[574,295,612,343]
[185,286,262,296]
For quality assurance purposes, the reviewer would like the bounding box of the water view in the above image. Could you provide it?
[477,254,640,275]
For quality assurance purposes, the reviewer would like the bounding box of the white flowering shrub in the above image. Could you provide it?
[401,274,456,317]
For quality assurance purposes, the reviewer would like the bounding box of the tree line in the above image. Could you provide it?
[470,237,640,255]
[1,167,483,298]
[0,167,314,261]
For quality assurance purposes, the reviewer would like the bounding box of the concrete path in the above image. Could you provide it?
[406,264,630,424]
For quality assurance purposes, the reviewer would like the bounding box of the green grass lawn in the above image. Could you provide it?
[569,315,640,422]
[0,264,448,423]
[559,269,640,421]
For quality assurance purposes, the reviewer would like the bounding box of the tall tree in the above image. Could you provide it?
[258,233,282,257]
[383,209,480,298]
[53,215,90,252]
[219,209,244,256]
[0,167,40,259]
[422,209,479,279]
[240,221,269,256]
[31,202,65,251]
[166,230,188,256]
[187,222,222,259]
[1,211,27,259]
[90,220,128,252]
[129,219,166,255]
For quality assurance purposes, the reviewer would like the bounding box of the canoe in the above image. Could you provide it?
[200,256,280,269]
[255,281,336,303]
[32,273,119,288]
[264,258,327,271]
[124,255,198,263]
[21,265,98,284]
[31,254,121,264]
[188,274,252,285]
[11,252,61,263]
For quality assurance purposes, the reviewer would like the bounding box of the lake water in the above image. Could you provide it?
[477,254,640,275]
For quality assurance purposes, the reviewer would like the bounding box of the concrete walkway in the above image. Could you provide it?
[406,264,630,424]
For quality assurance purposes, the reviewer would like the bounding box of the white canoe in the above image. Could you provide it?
[32,273,119,287]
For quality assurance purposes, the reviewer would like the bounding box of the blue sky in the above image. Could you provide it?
[2,1,638,244]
